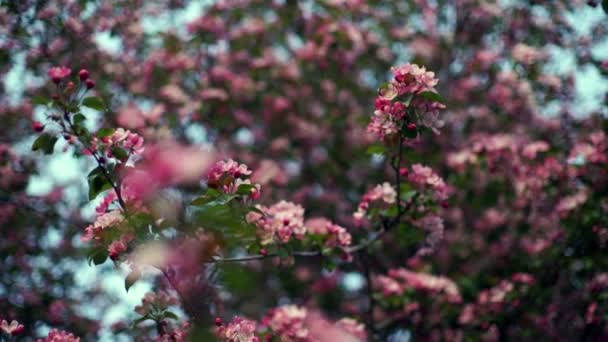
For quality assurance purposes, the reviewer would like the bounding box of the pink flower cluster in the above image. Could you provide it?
[374,268,462,303]
[158,321,190,342]
[353,182,397,223]
[107,233,134,260]
[82,210,124,242]
[413,214,444,256]
[408,164,449,201]
[262,305,309,341]
[37,329,80,342]
[216,316,259,342]
[305,217,352,248]
[48,66,71,83]
[86,128,145,160]
[367,63,444,141]
[248,201,306,245]
[460,273,534,325]
[207,159,260,198]
[334,318,367,340]
[134,291,178,317]
[260,305,366,342]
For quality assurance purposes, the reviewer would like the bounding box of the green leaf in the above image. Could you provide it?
[98,127,115,138]
[111,146,129,161]
[87,248,108,266]
[32,134,58,154]
[191,196,215,206]
[125,270,141,292]
[32,95,50,106]
[88,169,113,200]
[163,311,179,320]
[366,144,386,155]
[418,91,445,104]
[131,316,150,328]
[73,113,86,126]
[401,190,417,202]
[603,0,608,14]
[193,202,256,247]
[236,183,257,195]
[82,96,106,111]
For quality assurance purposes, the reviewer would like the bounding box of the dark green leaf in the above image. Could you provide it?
[98,127,115,138]
[401,190,417,202]
[32,134,58,154]
[89,249,108,265]
[418,91,445,104]
[111,146,129,161]
[32,95,50,106]
[125,270,140,292]
[236,183,257,195]
[73,113,86,125]
[88,174,113,200]
[88,166,104,178]
[163,311,179,320]
[130,316,150,328]
[603,0,608,14]
[82,96,106,111]
[191,196,215,206]
[366,144,386,155]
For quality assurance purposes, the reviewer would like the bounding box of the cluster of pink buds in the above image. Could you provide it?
[48,66,95,89]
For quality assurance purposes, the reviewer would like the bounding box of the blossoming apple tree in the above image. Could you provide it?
[1,0,607,341]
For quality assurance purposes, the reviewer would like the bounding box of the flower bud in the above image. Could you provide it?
[79,69,90,81]
[33,121,44,132]
[86,79,96,89]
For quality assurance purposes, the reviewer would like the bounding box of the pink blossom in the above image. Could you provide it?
[134,291,178,317]
[82,210,124,242]
[512,43,546,65]
[248,201,306,244]
[353,182,397,223]
[414,214,444,256]
[555,190,588,218]
[391,63,439,94]
[216,316,259,342]
[108,233,134,260]
[0,320,24,336]
[37,329,79,342]
[408,164,449,200]
[207,159,260,196]
[375,268,462,303]
[48,66,71,83]
[335,318,367,340]
[262,305,309,341]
